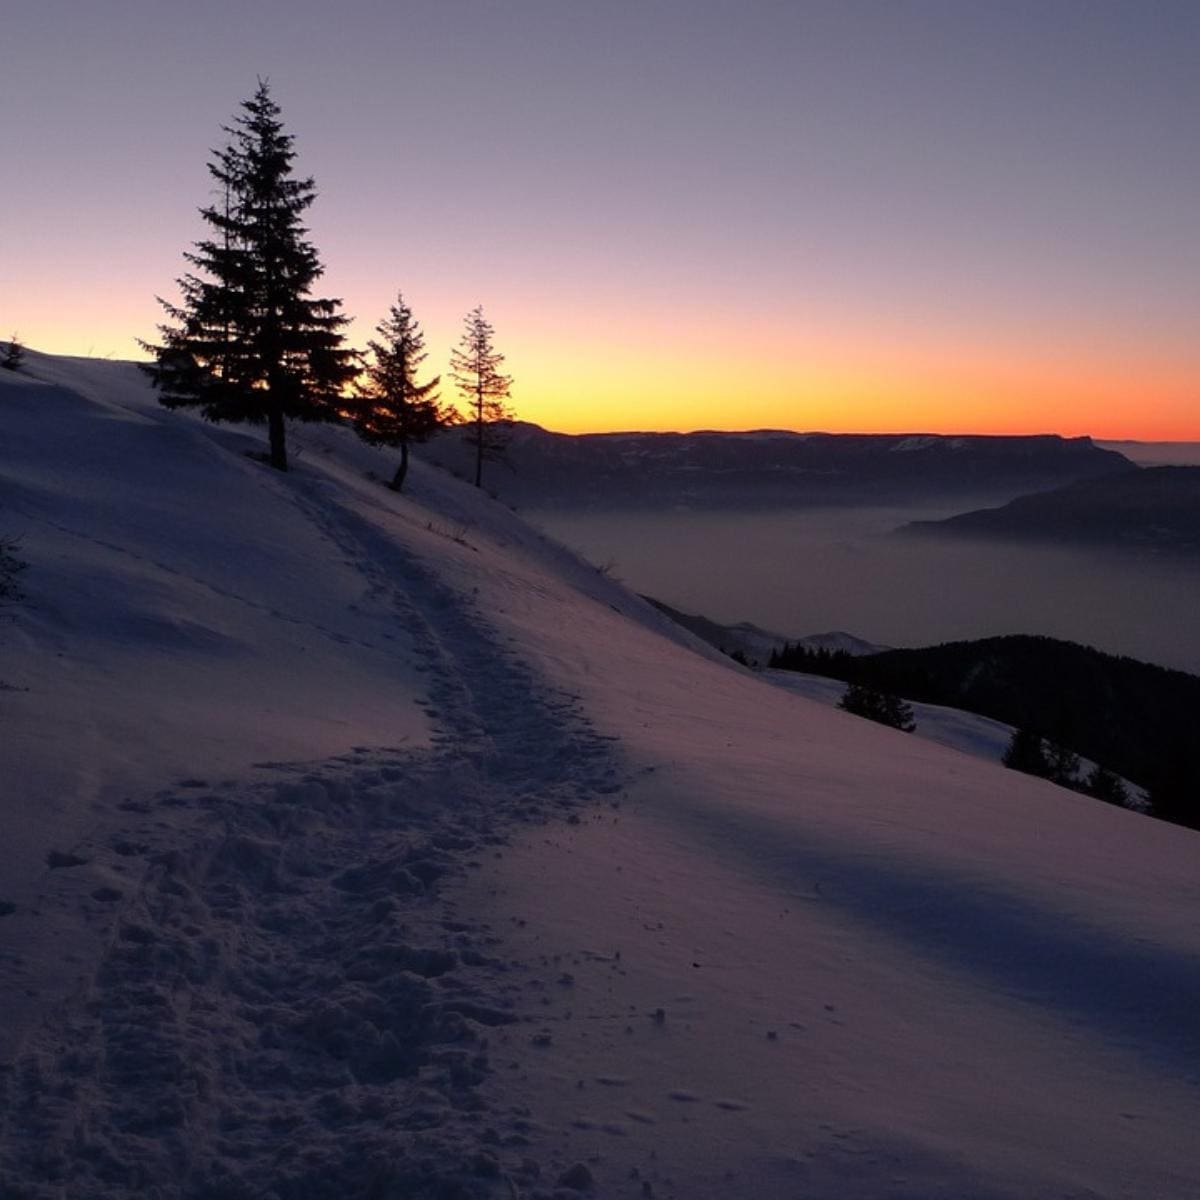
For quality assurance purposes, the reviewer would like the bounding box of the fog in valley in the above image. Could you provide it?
[1098,440,1200,467]
[529,504,1200,675]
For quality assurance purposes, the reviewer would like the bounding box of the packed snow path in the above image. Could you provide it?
[0,471,624,1200]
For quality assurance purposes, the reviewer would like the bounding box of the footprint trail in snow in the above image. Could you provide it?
[0,480,624,1200]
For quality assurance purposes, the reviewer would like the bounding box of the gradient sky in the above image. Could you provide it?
[3,1,1198,437]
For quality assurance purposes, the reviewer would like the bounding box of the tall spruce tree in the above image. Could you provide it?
[142,81,356,471]
[449,305,513,488]
[353,293,446,492]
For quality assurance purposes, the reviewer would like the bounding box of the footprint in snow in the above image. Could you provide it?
[45,850,88,869]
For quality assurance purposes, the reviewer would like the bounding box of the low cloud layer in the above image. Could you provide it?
[532,505,1200,675]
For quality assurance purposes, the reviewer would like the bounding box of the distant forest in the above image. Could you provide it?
[769,634,1200,829]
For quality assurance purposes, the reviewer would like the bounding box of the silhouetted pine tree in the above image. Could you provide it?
[1148,741,1199,829]
[1084,764,1128,806]
[353,294,446,492]
[838,682,915,732]
[1044,740,1081,788]
[141,80,356,471]
[449,306,513,488]
[2,335,24,372]
[1002,727,1051,778]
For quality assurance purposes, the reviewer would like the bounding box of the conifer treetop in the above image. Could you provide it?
[450,306,513,414]
[449,305,515,487]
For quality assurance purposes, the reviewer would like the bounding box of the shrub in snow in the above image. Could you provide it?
[838,682,915,732]
[1085,764,1128,806]
[1147,747,1200,830]
[1044,739,1081,787]
[1002,726,1051,777]
[1,335,23,372]
[1003,727,1086,790]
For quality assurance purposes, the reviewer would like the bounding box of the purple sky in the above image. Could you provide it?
[4,1,1198,435]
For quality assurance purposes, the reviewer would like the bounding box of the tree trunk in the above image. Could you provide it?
[390,439,409,492]
[268,406,288,472]
[473,384,484,488]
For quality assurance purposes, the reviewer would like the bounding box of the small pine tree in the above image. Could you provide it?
[1085,764,1128,807]
[141,81,356,471]
[838,682,915,732]
[1002,727,1051,777]
[1044,740,1081,788]
[2,335,24,372]
[353,293,446,492]
[449,306,513,488]
[1147,745,1199,829]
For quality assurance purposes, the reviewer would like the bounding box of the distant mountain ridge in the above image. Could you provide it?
[903,465,1200,558]
[642,596,888,665]
[423,423,1132,510]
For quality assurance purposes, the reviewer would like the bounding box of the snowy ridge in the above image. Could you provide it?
[2,352,1199,1198]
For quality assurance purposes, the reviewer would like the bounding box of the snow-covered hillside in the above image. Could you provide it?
[765,669,1144,808]
[1,353,1197,1199]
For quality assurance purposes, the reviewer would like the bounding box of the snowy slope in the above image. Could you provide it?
[1,353,1198,1199]
[765,667,1019,763]
[765,668,1144,808]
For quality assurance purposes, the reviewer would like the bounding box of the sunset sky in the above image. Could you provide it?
[4,1,1198,438]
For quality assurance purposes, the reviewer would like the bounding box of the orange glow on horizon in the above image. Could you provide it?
[19,312,1200,444]
[504,327,1199,442]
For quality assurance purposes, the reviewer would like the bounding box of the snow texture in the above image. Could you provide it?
[1,352,1198,1199]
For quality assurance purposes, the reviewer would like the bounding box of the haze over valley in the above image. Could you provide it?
[528,501,1200,676]
[418,425,1200,674]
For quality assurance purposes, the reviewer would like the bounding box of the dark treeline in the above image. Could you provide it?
[770,634,1200,829]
